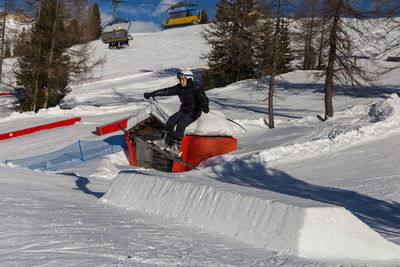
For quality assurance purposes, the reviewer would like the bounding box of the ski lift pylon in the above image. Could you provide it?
[101,0,133,48]
[161,0,201,29]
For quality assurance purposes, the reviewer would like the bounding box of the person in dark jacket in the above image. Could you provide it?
[144,70,209,146]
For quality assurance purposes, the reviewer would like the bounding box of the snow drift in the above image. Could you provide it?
[102,171,400,262]
[239,94,400,168]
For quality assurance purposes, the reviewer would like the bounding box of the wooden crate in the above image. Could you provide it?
[128,115,173,172]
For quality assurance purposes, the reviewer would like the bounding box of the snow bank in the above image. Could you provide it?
[102,172,400,261]
[254,94,400,167]
[298,207,400,260]
[278,70,324,84]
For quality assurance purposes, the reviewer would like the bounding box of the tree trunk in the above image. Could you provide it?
[304,1,315,70]
[44,0,59,109]
[317,0,327,69]
[268,0,282,129]
[0,0,8,86]
[317,25,325,69]
[33,0,44,112]
[324,0,342,119]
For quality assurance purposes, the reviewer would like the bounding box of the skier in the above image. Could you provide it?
[144,70,209,149]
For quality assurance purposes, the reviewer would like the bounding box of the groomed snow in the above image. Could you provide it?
[102,171,400,261]
[1,23,400,266]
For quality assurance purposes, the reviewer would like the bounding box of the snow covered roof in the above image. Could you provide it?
[126,101,234,137]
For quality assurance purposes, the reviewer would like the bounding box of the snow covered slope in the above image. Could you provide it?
[102,171,400,261]
[1,23,400,266]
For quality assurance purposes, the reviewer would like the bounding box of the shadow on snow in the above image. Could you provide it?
[208,160,400,239]
[61,172,105,199]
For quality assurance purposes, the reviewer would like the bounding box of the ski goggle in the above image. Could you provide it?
[177,72,185,80]
[177,72,193,80]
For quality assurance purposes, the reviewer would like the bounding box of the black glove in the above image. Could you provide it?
[144,92,152,99]
[203,105,209,113]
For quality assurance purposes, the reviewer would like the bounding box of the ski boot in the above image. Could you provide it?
[149,129,171,148]
[165,137,182,158]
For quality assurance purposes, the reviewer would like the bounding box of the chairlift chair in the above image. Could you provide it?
[101,0,133,48]
[161,0,201,29]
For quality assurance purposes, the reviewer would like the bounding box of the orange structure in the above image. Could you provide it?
[124,133,237,172]
[172,135,237,172]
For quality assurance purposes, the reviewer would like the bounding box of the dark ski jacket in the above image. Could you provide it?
[151,79,209,120]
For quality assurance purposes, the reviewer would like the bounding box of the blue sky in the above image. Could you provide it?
[91,0,220,32]
[91,0,377,32]
[2,0,380,32]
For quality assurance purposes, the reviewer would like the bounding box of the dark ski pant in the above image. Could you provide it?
[166,110,194,140]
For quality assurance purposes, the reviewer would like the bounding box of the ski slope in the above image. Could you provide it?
[1,24,400,266]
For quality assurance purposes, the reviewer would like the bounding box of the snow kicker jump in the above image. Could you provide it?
[103,172,400,262]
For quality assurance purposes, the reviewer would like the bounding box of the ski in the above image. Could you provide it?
[209,111,247,131]
[117,124,198,170]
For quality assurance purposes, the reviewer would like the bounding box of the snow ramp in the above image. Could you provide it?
[102,171,400,262]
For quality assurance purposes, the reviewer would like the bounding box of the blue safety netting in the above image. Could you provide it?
[5,136,125,171]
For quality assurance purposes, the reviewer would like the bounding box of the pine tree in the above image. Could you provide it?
[89,2,102,40]
[299,0,319,70]
[256,16,293,76]
[199,9,209,24]
[15,0,71,111]
[14,27,46,111]
[66,18,81,46]
[202,0,261,89]
[255,17,274,76]
[14,0,102,112]
[0,0,10,86]
[276,21,294,74]
[14,28,29,57]
[4,41,11,58]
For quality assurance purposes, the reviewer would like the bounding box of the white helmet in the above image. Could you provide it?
[177,70,194,80]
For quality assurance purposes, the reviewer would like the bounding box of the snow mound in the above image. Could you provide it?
[102,172,400,261]
[255,94,400,167]
[278,70,324,84]
[368,98,394,123]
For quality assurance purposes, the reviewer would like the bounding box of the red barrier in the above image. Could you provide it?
[0,117,81,141]
[96,117,129,136]
[124,132,136,166]
[124,134,237,172]
[0,93,11,96]
[173,136,237,172]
